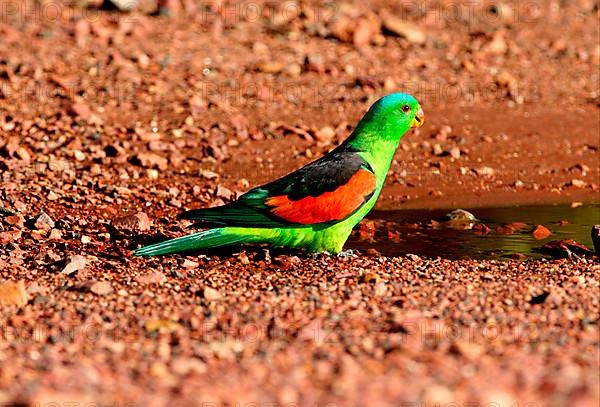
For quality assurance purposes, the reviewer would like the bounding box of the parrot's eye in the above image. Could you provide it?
[402,105,410,113]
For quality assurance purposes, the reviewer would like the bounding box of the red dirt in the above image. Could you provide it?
[0,0,598,405]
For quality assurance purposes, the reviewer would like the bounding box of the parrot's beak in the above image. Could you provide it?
[412,107,425,128]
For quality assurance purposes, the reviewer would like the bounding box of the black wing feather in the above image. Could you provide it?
[266,151,373,199]
[179,150,373,227]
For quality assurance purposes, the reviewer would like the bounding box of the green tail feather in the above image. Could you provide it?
[133,228,253,256]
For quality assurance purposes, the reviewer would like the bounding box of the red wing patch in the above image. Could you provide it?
[265,169,377,224]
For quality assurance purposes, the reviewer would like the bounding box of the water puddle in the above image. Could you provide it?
[349,204,599,260]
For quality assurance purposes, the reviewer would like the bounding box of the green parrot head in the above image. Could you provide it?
[348,93,424,149]
[369,92,424,130]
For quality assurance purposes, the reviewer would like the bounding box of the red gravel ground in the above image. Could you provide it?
[0,0,598,406]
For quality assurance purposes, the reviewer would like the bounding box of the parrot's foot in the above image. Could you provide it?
[566,248,581,261]
[308,249,355,259]
[336,249,356,258]
[307,249,356,259]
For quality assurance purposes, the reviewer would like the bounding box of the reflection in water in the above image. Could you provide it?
[349,204,599,260]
